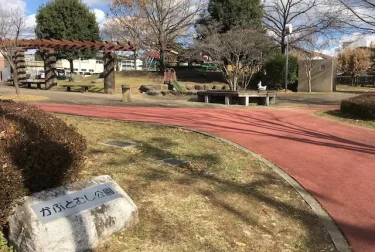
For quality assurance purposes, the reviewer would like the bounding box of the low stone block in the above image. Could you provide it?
[147,90,161,96]
[185,84,194,90]
[203,84,213,90]
[139,85,155,92]
[8,175,137,252]
[194,85,202,90]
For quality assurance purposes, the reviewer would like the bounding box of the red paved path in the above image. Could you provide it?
[37,103,375,252]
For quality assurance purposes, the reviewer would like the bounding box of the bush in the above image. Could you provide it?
[265,54,298,90]
[0,101,86,222]
[340,94,375,120]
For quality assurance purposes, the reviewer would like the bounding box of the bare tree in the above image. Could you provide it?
[296,34,331,92]
[110,0,205,72]
[0,8,28,95]
[197,26,271,91]
[263,0,341,53]
[335,0,375,33]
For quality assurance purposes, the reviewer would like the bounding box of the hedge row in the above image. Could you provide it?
[340,94,375,120]
[0,101,87,222]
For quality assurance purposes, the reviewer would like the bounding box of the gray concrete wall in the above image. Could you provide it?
[298,59,335,92]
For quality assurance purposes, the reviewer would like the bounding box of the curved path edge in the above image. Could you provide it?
[42,106,351,252]
[36,103,372,251]
[145,122,352,252]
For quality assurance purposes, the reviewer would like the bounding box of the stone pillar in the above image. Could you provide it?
[44,52,57,89]
[15,51,27,82]
[104,52,115,94]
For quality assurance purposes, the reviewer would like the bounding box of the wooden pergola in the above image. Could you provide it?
[10,39,136,94]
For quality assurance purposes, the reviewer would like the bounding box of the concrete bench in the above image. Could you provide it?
[61,84,96,92]
[20,79,46,89]
[197,90,276,106]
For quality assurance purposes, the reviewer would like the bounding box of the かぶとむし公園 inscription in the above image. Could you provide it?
[31,184,120,223]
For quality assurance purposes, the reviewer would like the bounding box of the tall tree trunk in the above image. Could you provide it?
[12,70,20,95]
[114,54,120,71]
[69,59,74,74]
[308,71,312,93]
[159,48,166,73]
[281,35,286,54]
[134,50,137,70]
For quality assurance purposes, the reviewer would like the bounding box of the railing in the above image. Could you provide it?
[336,75,375,86]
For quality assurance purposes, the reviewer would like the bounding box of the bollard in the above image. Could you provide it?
[121,85,131,102]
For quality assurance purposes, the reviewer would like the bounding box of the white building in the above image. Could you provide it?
[120,59,143,71]
[60,58,143,73]
[60,59,103,74]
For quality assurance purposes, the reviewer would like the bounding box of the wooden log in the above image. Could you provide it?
[103,52,115,94]
[15,51,27,82]
[44,52,57,89]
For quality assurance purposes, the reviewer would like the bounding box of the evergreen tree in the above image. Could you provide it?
[205,0,263,32]
[35,0,100,72]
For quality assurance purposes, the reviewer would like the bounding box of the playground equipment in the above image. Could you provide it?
[164,68,184,92]
[145,50,159,71]
[145,56,157,71]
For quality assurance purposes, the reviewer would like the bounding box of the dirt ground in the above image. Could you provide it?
[0,82,368,108]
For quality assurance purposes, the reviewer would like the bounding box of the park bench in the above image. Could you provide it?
[197,90,276,106]
[61,84,96,92]
[20,79,46,89]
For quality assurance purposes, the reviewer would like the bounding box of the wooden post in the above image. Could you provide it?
[15,51,27,82]
[104,52,115,94]
[44,52,57,89]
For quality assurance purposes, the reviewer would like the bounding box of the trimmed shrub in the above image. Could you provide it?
[265,54,298,90]
[0,101,86,222]
[340,94,375,120]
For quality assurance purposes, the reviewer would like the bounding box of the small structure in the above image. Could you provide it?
[1,39,136,94]
[197,90,276,106]
[163,68,184,91]
[298,59,336,92]
[292,47,336,92]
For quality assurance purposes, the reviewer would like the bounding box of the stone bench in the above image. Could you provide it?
[197,90,276,106]
[61,84,96,92]
[21,79,47,89]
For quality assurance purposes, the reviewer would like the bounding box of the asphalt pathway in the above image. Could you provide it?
[36,103,375,252]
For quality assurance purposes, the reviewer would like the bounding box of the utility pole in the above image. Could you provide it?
[285,24,293,92]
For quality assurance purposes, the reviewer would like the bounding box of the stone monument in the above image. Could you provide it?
[7,175,137,252]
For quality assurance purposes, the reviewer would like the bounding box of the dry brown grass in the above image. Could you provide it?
[0,95,50,101]
[55,73,163,94]
[336,84,374,92]
[59,115,336,252]
[317,110,375,129]
[55,72,224,94]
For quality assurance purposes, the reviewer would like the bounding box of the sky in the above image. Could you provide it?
[1,0,109,29]
[1,0,374,57]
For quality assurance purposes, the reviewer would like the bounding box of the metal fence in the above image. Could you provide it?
[336,75,375,86]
